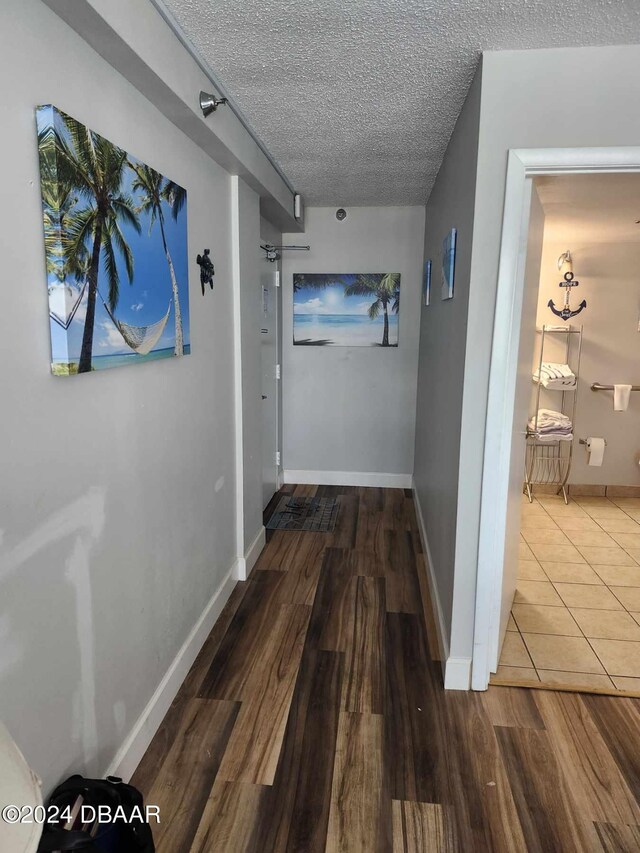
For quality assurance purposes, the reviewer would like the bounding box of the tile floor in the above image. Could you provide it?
[493,493,640,695]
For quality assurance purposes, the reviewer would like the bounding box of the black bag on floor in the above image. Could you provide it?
[37,775,155,853]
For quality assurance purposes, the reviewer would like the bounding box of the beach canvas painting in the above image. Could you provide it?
[293,273,400,347]
[36,104,190,375]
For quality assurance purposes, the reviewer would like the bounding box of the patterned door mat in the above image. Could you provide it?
[266,496,340,532]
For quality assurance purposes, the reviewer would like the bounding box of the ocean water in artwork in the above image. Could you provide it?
[51,345,192,374]
[37,104,190,375]
[293,273,400,347]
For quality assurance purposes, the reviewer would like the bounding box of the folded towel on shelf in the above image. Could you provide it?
[528,408,573,441]
[533,362,576,389]
[538,378,577,390]
[532,431,574,443]
[532,408,572,429]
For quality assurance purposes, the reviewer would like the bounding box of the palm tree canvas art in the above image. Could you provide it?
[293,273,400,346]
[36,105,190,375]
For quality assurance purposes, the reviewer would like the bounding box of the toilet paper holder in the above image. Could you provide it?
[579,438,607,446]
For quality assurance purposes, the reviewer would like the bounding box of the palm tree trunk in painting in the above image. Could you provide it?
[159,216,183,356]
[382,300,389,347]
[78,220,103,373]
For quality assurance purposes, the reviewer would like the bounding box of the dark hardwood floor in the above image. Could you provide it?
[132,485,640,851]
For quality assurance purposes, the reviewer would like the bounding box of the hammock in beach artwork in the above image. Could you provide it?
[36,104,190,375]
[293,273,401,347]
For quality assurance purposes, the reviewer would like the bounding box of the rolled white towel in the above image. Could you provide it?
[540,362,563,379]
[535,376,577,390]
[533,362,576,388]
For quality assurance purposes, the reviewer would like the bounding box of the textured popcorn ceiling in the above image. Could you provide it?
[162,0,640,205]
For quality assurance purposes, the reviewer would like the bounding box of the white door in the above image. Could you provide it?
[261,264,279,509]
[491,186,546,667]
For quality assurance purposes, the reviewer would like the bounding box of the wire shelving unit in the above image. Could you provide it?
[525,324,583,504]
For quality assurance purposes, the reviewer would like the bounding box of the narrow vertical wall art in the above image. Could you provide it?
[441,228,457,301]
[423,259,432,306]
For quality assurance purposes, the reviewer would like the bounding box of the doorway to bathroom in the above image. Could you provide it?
[473,149,640,694]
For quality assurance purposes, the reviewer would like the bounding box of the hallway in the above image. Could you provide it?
[132,485,640,852]
[7,5,640,851]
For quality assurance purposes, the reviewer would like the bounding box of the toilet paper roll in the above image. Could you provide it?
[586,437,605,467]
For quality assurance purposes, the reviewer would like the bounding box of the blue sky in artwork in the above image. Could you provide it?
[294,276,376,316]
[292,273,400,346]
[40,105,189,363]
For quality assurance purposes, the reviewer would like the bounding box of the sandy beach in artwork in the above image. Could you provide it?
[293,274,401,347]
[294,313,398,346]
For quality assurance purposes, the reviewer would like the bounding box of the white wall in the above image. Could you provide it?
[0,0,265,792]
[233,178,264,556]
[445,44,640,676]
[281,206,425,483]
[413,69,482,673]
[533,239,640,486]
[260,216,283,479]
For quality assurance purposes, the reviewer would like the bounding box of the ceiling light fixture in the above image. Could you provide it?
[199,90,228,117]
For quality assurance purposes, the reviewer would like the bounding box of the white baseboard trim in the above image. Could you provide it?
[233,527,266,581]
[283,469,412,489]
[245,526,266,577]
[413,481,469,690]
[444,656,472,691]
[104,562,237,781]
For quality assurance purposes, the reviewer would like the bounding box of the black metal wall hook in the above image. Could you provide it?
[548,270,587,321]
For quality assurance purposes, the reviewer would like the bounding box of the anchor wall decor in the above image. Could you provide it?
[548,270,587,321]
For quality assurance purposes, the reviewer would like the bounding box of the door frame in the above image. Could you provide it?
[260,259,281,509]
[471,146,640,691]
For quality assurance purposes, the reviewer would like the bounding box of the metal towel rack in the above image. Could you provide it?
[591,383,640,392]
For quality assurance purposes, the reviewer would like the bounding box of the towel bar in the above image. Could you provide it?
[591,383,640,392]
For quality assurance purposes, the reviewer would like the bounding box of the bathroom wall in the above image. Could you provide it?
[281,205,425,483]
[533,239,640,486]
